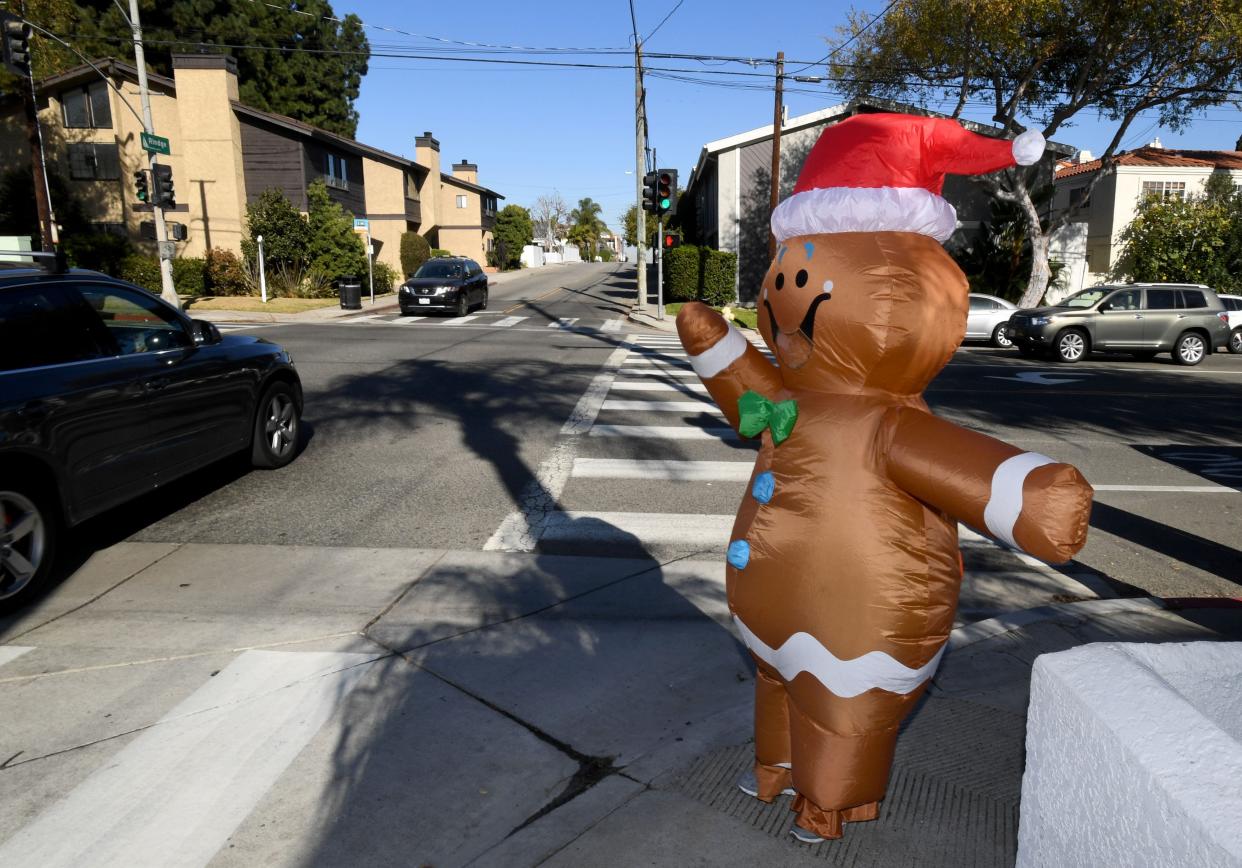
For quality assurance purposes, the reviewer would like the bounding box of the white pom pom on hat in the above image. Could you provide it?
[771,113,1047,243]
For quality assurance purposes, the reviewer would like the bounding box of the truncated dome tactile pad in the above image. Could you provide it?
[671,695,1024,867]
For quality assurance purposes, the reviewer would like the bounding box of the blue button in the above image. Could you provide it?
[727,540,751,569]
[751,471,775,504]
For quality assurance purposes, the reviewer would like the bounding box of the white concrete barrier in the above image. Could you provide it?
[1018,641,1242,868]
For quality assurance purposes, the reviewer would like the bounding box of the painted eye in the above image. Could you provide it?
[774,272,785,290]
[795,269,808,288]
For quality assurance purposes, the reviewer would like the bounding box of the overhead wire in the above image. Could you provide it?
[787,0,903,76]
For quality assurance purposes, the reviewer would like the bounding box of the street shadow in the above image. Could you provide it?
[1089,501,1242,588]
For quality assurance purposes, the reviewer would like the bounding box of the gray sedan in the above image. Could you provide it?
[966,293,1018,347]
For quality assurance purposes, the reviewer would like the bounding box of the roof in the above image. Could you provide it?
[34,58,177,95]
[231,102,427,175]
[686,98,1076,195]
[1056,147,1242,180]
[441,172,504,199]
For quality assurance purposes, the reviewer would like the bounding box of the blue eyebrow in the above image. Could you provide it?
[776,246,787,264]
[803,242,814,260]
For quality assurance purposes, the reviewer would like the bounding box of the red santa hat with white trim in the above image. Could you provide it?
[771,112,1045,243]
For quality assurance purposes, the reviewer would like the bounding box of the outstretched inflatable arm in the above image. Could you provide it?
[676,302,783,431]
[881,406,1093,564]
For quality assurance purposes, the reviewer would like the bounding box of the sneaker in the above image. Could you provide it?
[736,768,795,798]
[790,824,825,844]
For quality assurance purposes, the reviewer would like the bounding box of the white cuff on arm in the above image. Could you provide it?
[983,452,1054,549]
[687,325,748,379]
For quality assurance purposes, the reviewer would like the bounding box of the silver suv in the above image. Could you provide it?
[1008,283,1230,365]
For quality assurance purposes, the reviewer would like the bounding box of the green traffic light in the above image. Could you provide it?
[660,198,670,209]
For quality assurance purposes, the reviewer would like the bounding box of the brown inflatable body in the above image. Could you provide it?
[677,230,1093,839]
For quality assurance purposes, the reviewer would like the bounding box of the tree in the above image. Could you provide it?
[569,197,605,260]
[241,187,311,269]
[532,192,569,244]
[622,203,663,249]
[1114,185,1241,292]
[400,232,431,276]
[830,0,1242,307]
[493,204,533,269]
[304,180,366,280]
[38,0,370,137]
[953,186,1064,302]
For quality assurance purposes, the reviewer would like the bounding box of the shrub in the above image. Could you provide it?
[371,261,398,292]
[430,247,451,258]
[120,253,160,292]
[663,244,700,302]
[241,188,311,269]
[204,247,252,296]
[701,249,738,307]
[400,232,431,276]
[598,247,614,263]
[172,257,207,297]
[62,231,133,277]
[305,180,367,281]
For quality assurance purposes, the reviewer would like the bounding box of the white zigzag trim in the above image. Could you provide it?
[734,615,945,698]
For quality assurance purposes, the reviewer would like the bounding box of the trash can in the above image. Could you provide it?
[338,276,362,310]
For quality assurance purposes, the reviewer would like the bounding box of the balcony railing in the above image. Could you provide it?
[324,175,349,191]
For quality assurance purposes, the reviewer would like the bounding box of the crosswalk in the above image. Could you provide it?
[484,330,1110,615]
[214,312,627,333]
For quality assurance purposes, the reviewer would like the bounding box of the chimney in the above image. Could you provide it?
[413,132,440,229]
[1074,149,1094,164]
[452,159,478,185]
[1147,136,1163,149]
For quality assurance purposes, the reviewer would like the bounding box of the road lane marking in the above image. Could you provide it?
[600,399,720,413]
[588,424,742,441]
[490,316,528,328]
[0,646,34,668]
[442,315,480,326]
[541,511,734,546]
[548,317,580,328]
[573,458,752,480]
[0,649,376,868]
[613,367,701,378]
[396,316,427,323]
[610,380,710,393]
[600,319,625,332]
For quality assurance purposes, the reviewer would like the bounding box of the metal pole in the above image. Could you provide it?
[366,227,374,304]
[656,214,664,321]
[634,40,646,309]
[257,234,267,303]
[768,51,784,263]
[129,0,180,309]
[18,1,56,251]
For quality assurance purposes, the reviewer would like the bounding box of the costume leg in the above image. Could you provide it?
[751,660,794,800]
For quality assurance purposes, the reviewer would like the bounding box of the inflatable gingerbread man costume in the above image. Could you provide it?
[676,113,1094,842]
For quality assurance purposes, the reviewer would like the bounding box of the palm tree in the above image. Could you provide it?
[570,197,605,260]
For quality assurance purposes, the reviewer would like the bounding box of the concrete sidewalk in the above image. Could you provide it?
[3,542,1238,867]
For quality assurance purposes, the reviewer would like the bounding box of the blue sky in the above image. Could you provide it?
[341,0,1241,232]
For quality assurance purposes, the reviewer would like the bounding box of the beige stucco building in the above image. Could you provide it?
[0,55,502,277]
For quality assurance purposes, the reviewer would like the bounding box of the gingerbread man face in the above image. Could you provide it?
[759,231,970,396]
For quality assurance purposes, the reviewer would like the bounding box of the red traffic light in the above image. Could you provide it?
[663,234,680,249]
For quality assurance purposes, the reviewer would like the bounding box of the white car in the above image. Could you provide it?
[1220,294,1242,354]
[966,293,1018,348]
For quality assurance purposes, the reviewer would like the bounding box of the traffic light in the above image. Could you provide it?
[134,169,149,203]
[1,12,31,77]
[656,168,677,216]
[663,233,680,250]
[152,163,175,208]
[641,171,659,213]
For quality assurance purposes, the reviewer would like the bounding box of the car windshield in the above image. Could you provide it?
[1057,288,1112,308]
[414,261,464,279]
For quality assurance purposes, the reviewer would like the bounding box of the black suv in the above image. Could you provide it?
[399,257,489,316]
[0,257,303,610]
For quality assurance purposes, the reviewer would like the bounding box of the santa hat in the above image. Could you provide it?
[770,113,1045,243]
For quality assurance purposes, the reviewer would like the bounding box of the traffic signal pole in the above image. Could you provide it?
[128,0,180,309]
[633,41,646,309]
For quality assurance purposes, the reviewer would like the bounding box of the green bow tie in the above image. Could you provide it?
[737,390,798,445]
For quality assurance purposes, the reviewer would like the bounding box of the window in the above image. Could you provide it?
[0,285,103,371]
[1141,180,1186,202]
[76,285,191,356]
[67,143,121,181]
[60,81,113,129]
[1144,289,1177,310]
[1068,186,1091,209]
[324,153,349,190]
[1102,289,1141,311]
[1224,297,1242,312]
[456,194,467,209]
[1179,290,1207,309]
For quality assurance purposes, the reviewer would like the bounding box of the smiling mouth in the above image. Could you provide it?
[764,292,833,370]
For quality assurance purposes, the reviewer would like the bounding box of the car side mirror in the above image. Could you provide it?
[1099,304,1112,312]
[192,319,222,345]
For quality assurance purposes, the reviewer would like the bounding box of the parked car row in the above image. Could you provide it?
[0,255,304,611]
[970,283,1237,365]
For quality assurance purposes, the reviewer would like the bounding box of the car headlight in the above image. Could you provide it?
[1029,316,1052,326]
[400,285,411,294]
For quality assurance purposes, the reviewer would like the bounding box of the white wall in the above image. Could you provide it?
[1018,641,1242,868]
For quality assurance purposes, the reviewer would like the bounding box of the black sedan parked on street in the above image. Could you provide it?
[399,256,489,316]
[0,256,303,611]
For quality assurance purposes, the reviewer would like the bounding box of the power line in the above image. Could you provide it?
[643,0,685,43]
[788,0,902,76]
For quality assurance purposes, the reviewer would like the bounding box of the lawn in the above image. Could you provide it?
[664,302,758,330]
[184,296,355,314]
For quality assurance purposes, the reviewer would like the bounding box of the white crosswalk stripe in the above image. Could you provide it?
[548,317,580,328]
[442,315,480,326]
[490,316,528,327]
[610,380,710,393]
[600,319,625,332]
[574,458,750,480]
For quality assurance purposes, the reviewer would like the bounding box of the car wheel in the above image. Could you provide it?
[0,483,56,612]
[1054,328,1088,363]
[455,294,469,317]
[1173,331,1207,366]
[251,381,300,469]
[1229,328,1242,355]
[991,323,1013,348]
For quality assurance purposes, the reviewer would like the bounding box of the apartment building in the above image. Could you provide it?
[0,54,503,274]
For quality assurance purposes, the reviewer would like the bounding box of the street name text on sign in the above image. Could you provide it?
[141,132,170,155]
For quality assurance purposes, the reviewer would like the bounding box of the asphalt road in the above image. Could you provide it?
[69,261,1242,598]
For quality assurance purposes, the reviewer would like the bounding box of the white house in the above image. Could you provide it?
[1050,138,1242,297]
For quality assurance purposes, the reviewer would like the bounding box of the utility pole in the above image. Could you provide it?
[128,0,180,309]
[634,40,647,309]
[8,4,55,250]
[768,51,784,262]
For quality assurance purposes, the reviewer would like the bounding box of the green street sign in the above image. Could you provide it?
[141,132,170,155]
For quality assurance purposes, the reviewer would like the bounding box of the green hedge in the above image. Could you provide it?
[399,232,431,276]
[119,254,209,297]
[661,245,737,306]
